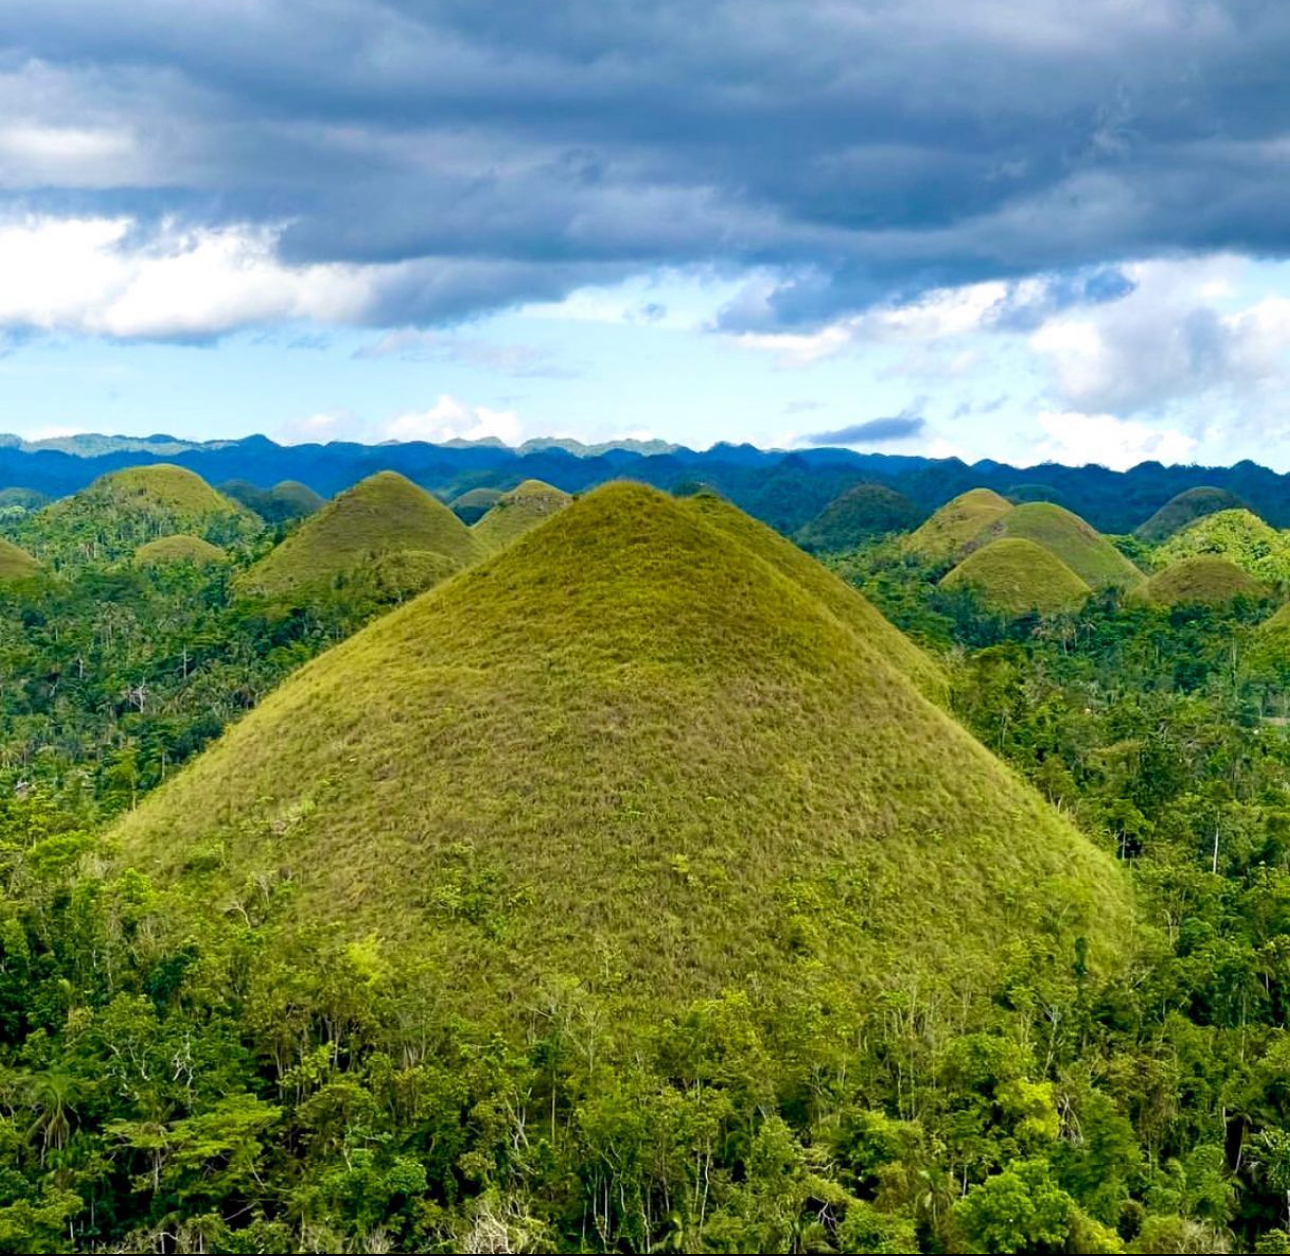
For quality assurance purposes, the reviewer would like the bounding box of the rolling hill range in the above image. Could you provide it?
[17,464,259,564]
[904,488,1012,563]
[116,483,1129,1024]
[1156,508,1290,585]
[449,486,504,524]
[941,537,1090,616]
[1136,486,1248,542]
[238,470,484,598]
[973,502,1143,590]
[471,478,572,550]
[221,478,325,524]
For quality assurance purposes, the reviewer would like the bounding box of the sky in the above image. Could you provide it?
[4,2,1290,468]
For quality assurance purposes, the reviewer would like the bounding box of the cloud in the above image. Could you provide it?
[1032,411,1196,471]
[3,2,1290,330]
[356,329,577,377]
[802,414,926,446]
[383,395,524,445]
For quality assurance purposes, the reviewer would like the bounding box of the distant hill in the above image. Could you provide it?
[1136,486,1249,542]
[795,483,924,551]
[941,538,1090,616]
[472,479,572,550]
[116,483,1128,1027]
[904,488,1012,563]
[19,464,259,564]
[1157,509,1290,585]
[133,534,226,568]
[973,502,1144,591]
[1139,555,1264,606]
[238,470,484,598]
[221,479,325,524]
[449,487,504,525]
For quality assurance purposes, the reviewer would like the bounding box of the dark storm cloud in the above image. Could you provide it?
[803,416,926,446]
[2,1,1290,326]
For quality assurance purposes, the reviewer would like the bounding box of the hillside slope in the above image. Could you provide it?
[117,483,1129,1022]
[904,488,1012,563]
[1157,509,1290,585]
[1141,556,1264,606]
[942,538,1090,615]
[796,483,924,551]
[238,470,484,597]
[133,534,226,567]
[0,537,38,581]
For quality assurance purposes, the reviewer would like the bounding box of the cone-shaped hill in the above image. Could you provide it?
[0,537,38,581]
[133,534,226,568]
[449,486,505,525]
[237,471,484,598]
[1136,486,1248,543]
[942,538,1090,616]
[904,488,1012,563]
[796,483,924,552]
[23,465,258,564]
[1139,556,1264,607]
[472,479,572,550]
[222,479,326,524]
[116,483,1129,1023]
[1157,509,1290,585]
[973,502,1143,591]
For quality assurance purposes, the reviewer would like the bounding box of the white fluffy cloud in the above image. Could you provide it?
[383,395,524,445]
[1033,411,1196,471]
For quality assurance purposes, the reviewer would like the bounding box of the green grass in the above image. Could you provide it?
[941,538,1090,616]
[238,471,484,597]
[1136,486,1248,542]
[133,534,226,567]
[21,465,259,564]
[222,479,327,523]
[795,483,924,552]
[116,482,1130,1025]
[1139,556,1264,607]
[904,488,1012,563]
[450,487,505,525]
[980,502,1144,591]
[0,537,38,580]
[471,479,572,550]
[1156,509,1290,586]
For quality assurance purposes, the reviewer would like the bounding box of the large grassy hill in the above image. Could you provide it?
[904,488,1012,562]
[471,479,571,550]
[977,502,1143,591]
[133,534,226,568]
[238,470,483,598]
[116,483,1129,1028]
[1157,509,1290,585]
[1136,486,1248,542]
[1140,556,1265,607]
[222,478,325,524]
[21,464,258,564]
[0,536,38,581]
[795,483,924,552]
[941,538,1090,616]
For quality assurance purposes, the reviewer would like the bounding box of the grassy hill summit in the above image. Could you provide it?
[904,488,1012,563]
[472,479,572,550]
[1140,555,1264,607]
[133,534,226,568]
[795,483,924,552]
[21,464,259,564]
[941,537,1091,616]
[0,536,38,581]
[116,482,1128,1025]
[1136,486,1249,542]
[238,470,484,598]
[975,502,1144,591]
[1157,508,1290,586]
[449,486,505,525]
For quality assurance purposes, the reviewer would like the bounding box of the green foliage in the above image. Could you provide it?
[1140,556,1265,607]
[795,483,924,552]
[1158,509,1290,588]
[942,537,1091,616]
[221,478,325,523]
